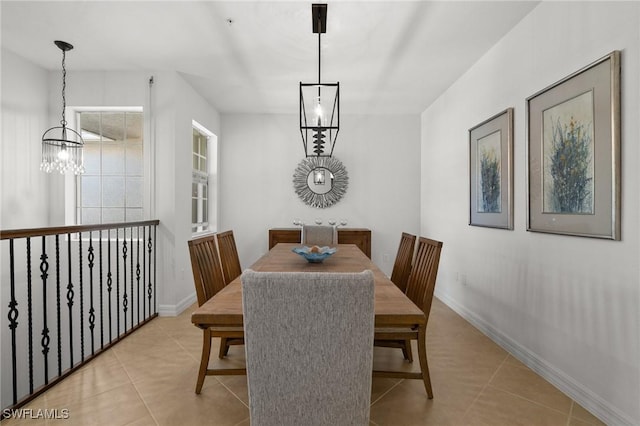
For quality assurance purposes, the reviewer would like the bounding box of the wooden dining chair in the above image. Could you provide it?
[374,236,443,398]
[390,232,416,293]
[188,234,244,394]
[216,230,242,285]
[241,269,375,426]
[301,224,337,247]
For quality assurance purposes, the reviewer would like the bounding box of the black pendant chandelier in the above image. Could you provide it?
[41,40,85,174]
[299,3,340,158]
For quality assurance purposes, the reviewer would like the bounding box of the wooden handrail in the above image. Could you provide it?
[0,220,160,240]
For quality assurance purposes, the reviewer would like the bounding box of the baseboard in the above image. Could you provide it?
[158,292,197,317]
[435,290,635,426]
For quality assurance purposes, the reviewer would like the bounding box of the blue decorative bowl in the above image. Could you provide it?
[292,246,337,263]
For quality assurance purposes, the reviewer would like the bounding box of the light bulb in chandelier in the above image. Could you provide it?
[57,144,69,161]
[314,98,324,126]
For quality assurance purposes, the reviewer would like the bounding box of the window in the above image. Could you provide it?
[192,123,213,233]
[77,110,144,224]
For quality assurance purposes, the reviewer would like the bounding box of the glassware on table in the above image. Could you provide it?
[315,218,323,225]
[293,218,302,226]
[328,218,336,226]
[339,219,348,227]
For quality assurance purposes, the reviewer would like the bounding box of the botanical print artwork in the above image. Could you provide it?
[542,91,595,214]
[476,130,501,213]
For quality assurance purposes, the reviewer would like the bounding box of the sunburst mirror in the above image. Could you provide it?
[293,156,348,208]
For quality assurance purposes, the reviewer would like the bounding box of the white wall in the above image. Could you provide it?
[1,48,50,229]
[421,2,639,424]
[220,113,421,274]
[165,73,221,314]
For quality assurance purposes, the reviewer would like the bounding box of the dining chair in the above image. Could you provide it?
[301,224,337,247]
[188,234,244,394]
[390,232,416,293]
[216,230,243,285]
[384,232,417,361]
[373,236,443,399]
[241,269,375,426]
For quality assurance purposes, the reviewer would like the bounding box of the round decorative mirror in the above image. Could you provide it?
[293,157,348,208]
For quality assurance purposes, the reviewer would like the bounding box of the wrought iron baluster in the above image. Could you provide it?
[88,232,95,355]
[122,232,128,332]
[136,226,141,325]
[130,227,134,327]
[78,232,84,361]
[40,236,50,384]
[67,233,74,368]
[154,225,157,313]
[99,230,104,349]
[107,229,113,343]
[116,230,120,336]
[143,226,146,319]
[26,238,33,393]
[8,239,19,405]
[147,228,153,315]
[78,233,84,361]
[55,235,62,376]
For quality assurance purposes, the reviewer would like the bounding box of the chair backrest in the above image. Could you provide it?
[390,232,416,293]
[241,269,375,426]
[188,234,226,306]
[405,237,443,324]
[216,230,242,285]
[301,225,337,246]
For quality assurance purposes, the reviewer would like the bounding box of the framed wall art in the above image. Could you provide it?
[469,108,514,229]
[526,51,621,240]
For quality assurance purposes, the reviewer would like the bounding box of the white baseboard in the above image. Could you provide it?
[435,290,635,426]
[158,292,196,317]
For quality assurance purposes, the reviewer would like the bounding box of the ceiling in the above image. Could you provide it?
[1,1,539,115]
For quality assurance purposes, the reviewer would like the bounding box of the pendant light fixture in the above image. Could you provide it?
[41,40,85,174]
[299,3,340,157]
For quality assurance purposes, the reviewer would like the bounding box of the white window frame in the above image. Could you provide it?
[191,120,217,235]
[64,106,148,227]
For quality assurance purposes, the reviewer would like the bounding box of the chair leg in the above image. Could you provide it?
[218,337,230,358]
[196,329,212,394]
[417,325,433,399]
[402,339,413,362]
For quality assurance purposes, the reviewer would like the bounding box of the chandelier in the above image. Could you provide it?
[299,3,340,157]
[41,40,85,174]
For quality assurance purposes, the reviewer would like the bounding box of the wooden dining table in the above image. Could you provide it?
[191,243,431,394]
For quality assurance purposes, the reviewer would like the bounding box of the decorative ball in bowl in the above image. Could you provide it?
[292,246,337,263]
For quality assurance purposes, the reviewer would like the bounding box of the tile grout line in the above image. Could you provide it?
[490,358,577,418]
[233,417,250,426]
[173,331,201,364]
[489,357,583,421]
[112,337,161,426]
[460,352,510,420]
[215,376,250,409]
[486,376,575,417]
[566,400,575,426]
[488,384,575,418]
[369,379,405,407]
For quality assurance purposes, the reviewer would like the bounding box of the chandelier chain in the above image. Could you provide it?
[60,49,67,127]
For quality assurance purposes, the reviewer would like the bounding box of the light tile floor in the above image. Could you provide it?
[4,298,605,425]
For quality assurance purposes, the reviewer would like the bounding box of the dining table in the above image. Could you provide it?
[191,243,431,394]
